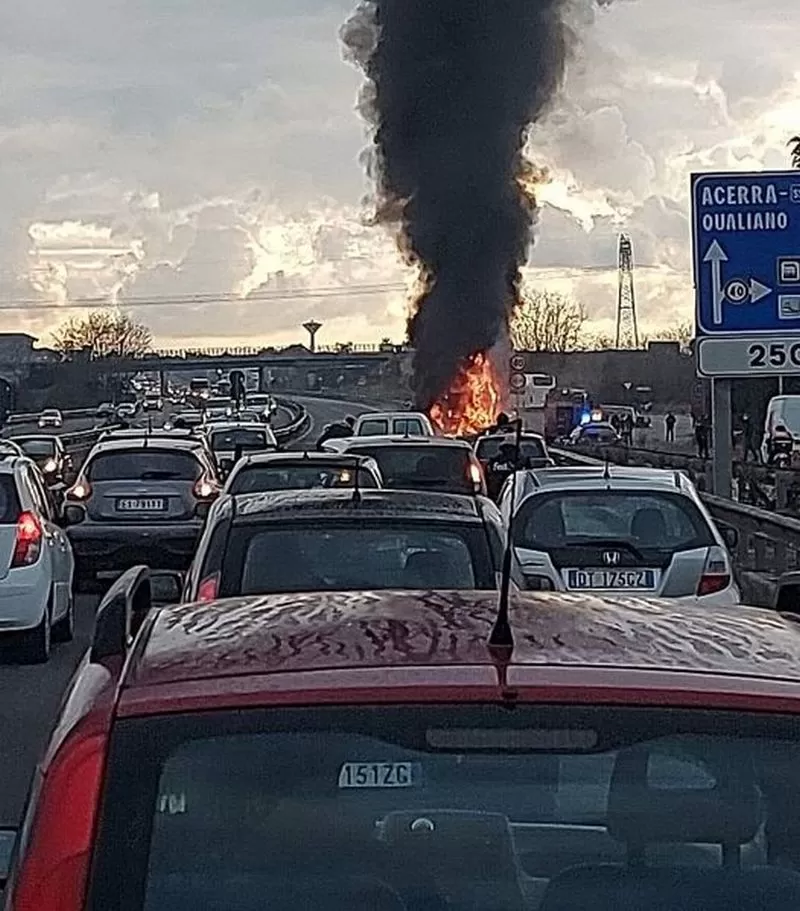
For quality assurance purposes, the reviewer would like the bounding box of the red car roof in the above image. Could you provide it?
[117,592,800,717]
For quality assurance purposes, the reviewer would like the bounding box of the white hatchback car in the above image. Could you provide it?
[0,454,75,662]
[498,465,740,607]
[37,408,63,429]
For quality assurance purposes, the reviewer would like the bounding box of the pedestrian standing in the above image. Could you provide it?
[665,411,676,443]
[695,417,711,459]
[741,414,760,462]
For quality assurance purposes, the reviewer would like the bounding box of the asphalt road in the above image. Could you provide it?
[0,396,354,827]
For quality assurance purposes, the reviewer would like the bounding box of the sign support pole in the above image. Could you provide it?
[711,378,732,498]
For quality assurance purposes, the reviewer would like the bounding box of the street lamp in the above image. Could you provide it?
[303,320,322,353]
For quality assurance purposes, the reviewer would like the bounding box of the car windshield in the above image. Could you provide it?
[350,445,474,494]
[0,476,20,523]
[219,521,490,593]
[92,706,800,911]
[358,418,425,436]
[209,429,269,452]
[14,439,56,457]
[229,464,379,493]
[477,437,546,462]
[87,450,202,482]
[780,399,800,434]
[515,491,715,552]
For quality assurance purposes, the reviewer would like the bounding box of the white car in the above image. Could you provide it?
[37,409,62,429]
[116,402,137,419]
[0,453,75,662]
[353,411,435,437]
[498,465,740,607]
[206,421,278,474]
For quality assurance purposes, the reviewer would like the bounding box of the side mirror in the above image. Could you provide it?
[63,504,85,526]
[720,525,739,551]
[0,827,16,889]
[150,570,183,605]
[775,571,800,617]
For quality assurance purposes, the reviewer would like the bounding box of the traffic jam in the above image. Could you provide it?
[1,369,800,911]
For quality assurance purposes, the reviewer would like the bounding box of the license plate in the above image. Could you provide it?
[565,569,657,591]
[338,762,416,789]
[116,498,167,512]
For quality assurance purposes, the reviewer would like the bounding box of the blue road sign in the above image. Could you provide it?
[692,171,800,335]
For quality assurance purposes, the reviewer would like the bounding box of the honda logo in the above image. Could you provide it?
[602,551,621,567]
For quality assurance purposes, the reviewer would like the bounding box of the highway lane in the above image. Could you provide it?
[0,594,98,826]
[286,395,379,449]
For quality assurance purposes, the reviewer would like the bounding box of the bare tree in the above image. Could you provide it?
[50,310,152,358]
[511,290,587,352]
[790,136,800,169]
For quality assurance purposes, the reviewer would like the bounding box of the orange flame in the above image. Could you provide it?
[429,352,502,437]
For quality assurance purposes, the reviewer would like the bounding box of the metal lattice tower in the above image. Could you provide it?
[615,233,640,349]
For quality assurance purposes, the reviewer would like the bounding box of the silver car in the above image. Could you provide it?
[498,465,740,606]
[63,437,221,586]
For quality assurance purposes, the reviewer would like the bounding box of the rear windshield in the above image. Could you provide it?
[218,521,493,593]
[209,429,270,452]
[0,476,20,523]
[350,445,473,494]
[514,491,715,552]
[229,464,379,493]
[14,439,56,457]
[86,450,202,482]
[358,418,425,436]
[88,707,800,911]
[476,437,546,462]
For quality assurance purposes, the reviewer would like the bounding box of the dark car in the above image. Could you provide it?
[5,574,800,911]
[474,432,554,500]
[325,436,487,497]
[8,434,72,486]
[181,488,512,600]
[224,451,383,494]
[63,437,221,586]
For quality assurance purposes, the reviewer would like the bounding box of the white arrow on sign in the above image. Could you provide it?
[749,277,772,303]
[703,239,773,324]
[703,240,728,326]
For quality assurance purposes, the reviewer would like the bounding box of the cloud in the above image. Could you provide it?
[0,0,798,347]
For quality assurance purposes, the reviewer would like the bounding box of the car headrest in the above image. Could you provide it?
[606,742,761,848]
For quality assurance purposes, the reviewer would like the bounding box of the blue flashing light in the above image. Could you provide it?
[580,410,592,425]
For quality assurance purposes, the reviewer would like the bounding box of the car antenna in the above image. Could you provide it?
[488,417,522,688]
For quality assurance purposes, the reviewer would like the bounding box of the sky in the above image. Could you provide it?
[1,0,799,349]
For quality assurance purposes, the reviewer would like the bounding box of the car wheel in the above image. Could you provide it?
[17,594,52,664]
[52,590,75,643]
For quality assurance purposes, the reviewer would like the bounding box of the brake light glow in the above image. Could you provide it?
[6,731,106,911]
[197,573,219,602]
[66,481,91,501]
[193,477,219,500]
[468,460,484,487]
[11,511,42,568]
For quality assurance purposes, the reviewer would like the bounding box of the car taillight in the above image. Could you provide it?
[197,573,219,602]
[65,480,91,501]
[6,731,106,911]
[193,477,220,500]
[697,552,730,596]
[11,511,42,568]
[468,460,484,488]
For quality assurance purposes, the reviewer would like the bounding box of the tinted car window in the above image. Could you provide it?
[477,437,546,462]
[351,445,473,494]
[515,491,714,551]
[15,439,56,457]
[229,464,379,493]
[357,419,389,436]
[392,418,424,435]
[88,707,800,911]
[209,430,270,451]
[218,521,493,593]
[87,450,202,482]
[0,476,20,523]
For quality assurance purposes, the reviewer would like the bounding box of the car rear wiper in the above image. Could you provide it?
[561,537,645,560]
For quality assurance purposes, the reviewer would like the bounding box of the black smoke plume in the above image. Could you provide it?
[341,0,572,411]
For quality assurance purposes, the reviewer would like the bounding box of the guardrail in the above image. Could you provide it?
[5,406,98,425]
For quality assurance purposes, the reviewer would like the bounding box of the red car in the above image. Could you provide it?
[4,570,800,910]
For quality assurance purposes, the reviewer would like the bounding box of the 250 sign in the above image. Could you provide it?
[748,341,800,369]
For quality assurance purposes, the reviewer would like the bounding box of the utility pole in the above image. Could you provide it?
[615,234,640,349]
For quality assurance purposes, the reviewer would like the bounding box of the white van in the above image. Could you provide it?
[761,395,800,462]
